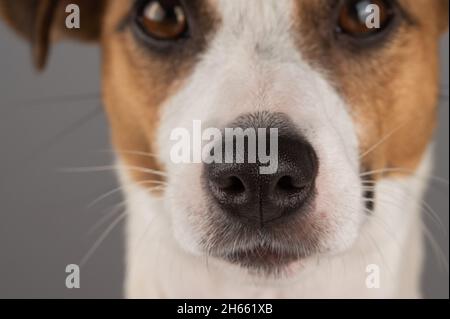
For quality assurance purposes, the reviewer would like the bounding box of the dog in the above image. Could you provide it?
[1,0,448,298]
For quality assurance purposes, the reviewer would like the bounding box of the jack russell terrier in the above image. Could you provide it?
[0,0,448,298]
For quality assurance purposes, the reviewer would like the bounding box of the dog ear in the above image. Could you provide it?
[438,0,449,33]
[0,0,104,70]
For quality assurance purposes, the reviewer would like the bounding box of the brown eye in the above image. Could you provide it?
[137,0,187,40]
[337,0,394,37]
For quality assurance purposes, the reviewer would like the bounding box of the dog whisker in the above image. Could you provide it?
[365,210,400,246]
[23,106,102,161]
[82,184,166,267]
[359,168,449,186]
[79,182,171,266]
[421,222,449,273]
[95,148,160,159]
[362,184,448,236]
[88,180,167,209]
[60,164,168,177]
[87,201,127,236]
[7,92,101,109]
[80,210,127,267]
[361,179,445,251]
[362,194,448,271]
[362,178,447,197]
[359,122,409,160]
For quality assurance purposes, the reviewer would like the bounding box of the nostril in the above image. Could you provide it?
[222,176,246,194]
[276,176,307,193]
[212,176,246,194]
[277,176,296,191]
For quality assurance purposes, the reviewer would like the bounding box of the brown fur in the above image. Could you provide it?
[100,0,218,188]
[294,0,448,178]
[0,0,104,69]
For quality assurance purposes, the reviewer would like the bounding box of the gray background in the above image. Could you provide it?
[0,20,448,298]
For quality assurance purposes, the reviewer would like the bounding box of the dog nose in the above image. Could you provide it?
[204,134,318,225]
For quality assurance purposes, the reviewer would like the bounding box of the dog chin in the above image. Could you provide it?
[221,249,310,278]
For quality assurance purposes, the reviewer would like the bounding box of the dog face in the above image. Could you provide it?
[1,0,447,277]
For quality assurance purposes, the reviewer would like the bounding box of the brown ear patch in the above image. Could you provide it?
[0,0,58,70]
[0,0,39,38]
[438,0,449,32]
[0,0,104,70]
[50,0,105,42]
[33,0,58,70]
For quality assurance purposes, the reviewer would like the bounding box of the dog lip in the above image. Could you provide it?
[221,246,304,270]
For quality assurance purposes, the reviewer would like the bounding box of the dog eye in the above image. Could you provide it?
[135,0,188,40]
[337,0,395,37]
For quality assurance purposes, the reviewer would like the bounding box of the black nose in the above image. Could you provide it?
[204,133,318,225]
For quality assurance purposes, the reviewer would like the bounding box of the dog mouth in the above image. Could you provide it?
[216,245,309,275]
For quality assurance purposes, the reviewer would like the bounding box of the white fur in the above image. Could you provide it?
[121,0,431,298]
[122,151,431,298]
